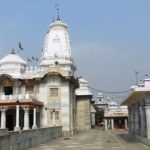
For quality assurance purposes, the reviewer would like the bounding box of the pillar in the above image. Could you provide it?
[91,113,95,127]
[128,106,131,132]
[145,105,150,139]
[23,106,29,130]
[32,108,37,129]
[104,119,107,130]
[139,106,146,137]
[130,105,133,133]
[111,119,114,129]
[14,105,20,131]
[0,107,7,129]
[125,119,128,129]
[132,104,136,133]
[130,104,136,134]
[135,103,139,134]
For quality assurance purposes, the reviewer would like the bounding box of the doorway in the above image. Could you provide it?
[114,118,125,129]
[6,114,14,131]
[95,110,104,126]
[3,86,13,95]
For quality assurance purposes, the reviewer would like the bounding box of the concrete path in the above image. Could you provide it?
[27,128,150,150]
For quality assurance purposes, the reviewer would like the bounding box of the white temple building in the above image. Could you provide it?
[122,75,150,145]
[94,94,128,130]
[0,16,79,136]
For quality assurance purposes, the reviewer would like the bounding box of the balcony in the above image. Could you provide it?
[0,93,38,101]
[0,93,43,107]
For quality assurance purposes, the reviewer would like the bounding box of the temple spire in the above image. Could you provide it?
[55,3,60,20]
[11,49,16,54]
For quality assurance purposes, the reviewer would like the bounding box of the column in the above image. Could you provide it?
[108,119,111,129]
[32,108,37,129]
[52,110,55,126]
[130,104,136,134]
[139,106,146,137]
[14,105,20,131]
[111,119,114,129]
[130,105,134,133]
[23,106,29,130]
[132,105,136,133]
[135,103,139,134]
[0,107,7,129]
[145,104,150,139]
[104,119,107,130]
[125,119,128,130]
[91,113,95,127]
[128,106,131,132]
[138,106,141,136]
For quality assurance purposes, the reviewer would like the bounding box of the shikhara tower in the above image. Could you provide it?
[40,15,76,74]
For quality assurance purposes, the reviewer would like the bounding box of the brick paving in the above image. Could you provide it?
[27,128,150,150]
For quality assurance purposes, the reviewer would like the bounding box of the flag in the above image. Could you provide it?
[27,58,32,62]
[36,57,39,62]
[32,56,35,60]
[19,41,23,50]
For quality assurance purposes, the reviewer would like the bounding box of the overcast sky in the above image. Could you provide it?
[0,0,150,100]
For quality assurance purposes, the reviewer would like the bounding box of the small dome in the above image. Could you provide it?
[0,53,27,65]
[79,78,88,83]
[76,78,92,96]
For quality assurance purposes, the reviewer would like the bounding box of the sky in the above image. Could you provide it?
[0,0,150,101]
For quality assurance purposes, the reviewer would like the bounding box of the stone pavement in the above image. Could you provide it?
[27,128,150,150]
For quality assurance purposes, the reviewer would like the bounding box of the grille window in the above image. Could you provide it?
[55,111,59,120]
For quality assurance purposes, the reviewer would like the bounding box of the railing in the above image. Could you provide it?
[0,93,38,101]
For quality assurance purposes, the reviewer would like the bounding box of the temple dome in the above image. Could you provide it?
[0,51,27,78]
[76,78,92,96]
[0,52,27,65]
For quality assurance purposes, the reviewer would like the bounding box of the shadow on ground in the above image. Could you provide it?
[118,133,138,143]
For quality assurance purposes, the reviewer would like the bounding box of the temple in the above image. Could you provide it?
[0,13,95,136]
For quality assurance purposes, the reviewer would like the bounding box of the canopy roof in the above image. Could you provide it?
[122,89,150,105]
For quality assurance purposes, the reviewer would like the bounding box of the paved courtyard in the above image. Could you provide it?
[28,128,150,150]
